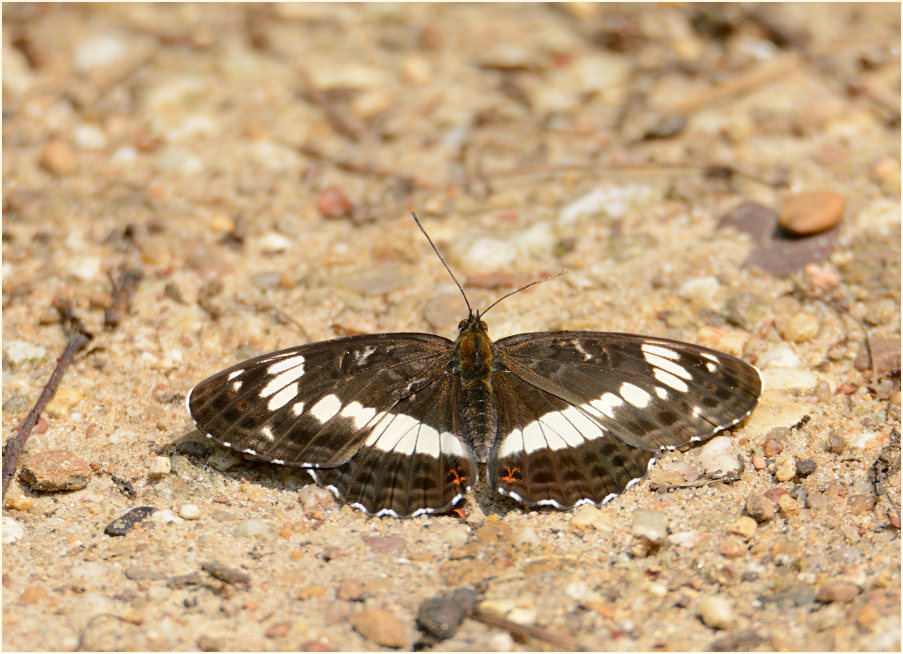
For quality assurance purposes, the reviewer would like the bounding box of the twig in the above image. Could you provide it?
[105,266,143,329]
[470,607,583,651]
[2,300,92,498]
[296,143,420,191]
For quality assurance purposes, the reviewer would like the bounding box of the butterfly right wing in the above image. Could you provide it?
[186,333,456,467]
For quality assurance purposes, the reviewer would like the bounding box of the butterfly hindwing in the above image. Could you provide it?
[489,372,654,508]
[310,373,477,517]
[187,333,456,467]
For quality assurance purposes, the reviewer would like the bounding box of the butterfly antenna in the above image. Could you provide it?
[408,206,473,316]
[480,269,567,318]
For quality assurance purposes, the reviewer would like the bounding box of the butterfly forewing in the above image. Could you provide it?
[187,333,456,467]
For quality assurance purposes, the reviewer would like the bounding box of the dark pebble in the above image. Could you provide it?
[175,438,215,458]
[826,431,846,454]
[764,582,816,606]
[202,562,250,587]
[745,494,777,522]
[124,566,167,581]
[104,506,156,536]
[416,587,479,640]
[168,572,205,589]
[796,459,817,477]
[710,628,764,651]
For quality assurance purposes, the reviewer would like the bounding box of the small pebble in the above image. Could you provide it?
[5,496,34,511]
[632,510,668,544]
[727,516,758,539]
[351,609,407,649]
[848,494,875,515]
[779,190,845,235]
[19,585,48,604]
[697,595,735,630]
[416,587,477,640]
[752,456,767,470]
[298,485,338,514]
[813,380,832,402]
[774,453,797,482]
[697,436,742,476]
[796,459,817,477]
[148,456,171,479]
[317,188,352,219]
[235,518,275,539]
[718,535,746,559]
[361,535,407,556]
[816,581,860,603]
[512,525,541,549]
[783,311,820,343]
[3,516,26,544]
[351,89,391,120]
[2,340,47,368]
[569,504,614,531]
[178,504,201,520]
[20,449,92,491]
[763,438,784,458]
[827,431,846,454]
[258,232,292,254]
[336,578,365,601]
[40,138,77,176]
[45,386,84,413]
[202,562,251,587]
[104,506,155,536]
[206,450,241,472]
[150,510,183,524]
[400,55,432,85]
[74,33,127,71]
[776,493,799,515]
[745,493,777,522]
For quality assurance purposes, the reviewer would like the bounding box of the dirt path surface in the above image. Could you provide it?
[2,4,900,651]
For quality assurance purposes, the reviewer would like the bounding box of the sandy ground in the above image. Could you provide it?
[2,4,900,651]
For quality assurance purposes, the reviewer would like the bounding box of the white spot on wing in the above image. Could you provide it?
[291,401,305,416]
[587,392,623,419]
[620,382,651,408]
[261,366,307,398]
[354,346,377,366]
[232,380,243,392]
[310,394,342,423]
[340,401,378,430]
[700,352,719,363]
[266,355,306,375]
[261,426,274,441]
[498,428,524,458]
[642,343,680,360]
[653,368,689,392]
[227,370,243,381]
[655,386,669,400]
[267,383,298,411]
[645,353,692,380]
[706,362,718,373]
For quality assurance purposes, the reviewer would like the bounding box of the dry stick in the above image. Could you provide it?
[1,304,92,499]
[470,607,583,651]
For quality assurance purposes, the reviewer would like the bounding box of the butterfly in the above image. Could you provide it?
[187,209,762,517]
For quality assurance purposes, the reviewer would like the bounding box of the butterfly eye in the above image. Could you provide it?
[457,320,468,331]
[479,320,488,331]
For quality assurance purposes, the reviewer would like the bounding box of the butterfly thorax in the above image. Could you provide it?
[452,314,500,463]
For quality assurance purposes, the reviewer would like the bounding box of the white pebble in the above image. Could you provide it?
[258,232,292,254]
[632,510,668,543]
[235,518,275,539]
[697,595,735,629]
[151,510,184,524]
[148,456,171,479]
[2,517,25,544]
[74,34,127,72]
[178,504,201,520]
[696,436,742,476]
[677,276,721,309]
[3,340,47,368]
[207,450,241,472]
[73,124,107,149]
[759,345,801,368]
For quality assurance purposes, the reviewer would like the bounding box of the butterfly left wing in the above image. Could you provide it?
[489,331,761,507]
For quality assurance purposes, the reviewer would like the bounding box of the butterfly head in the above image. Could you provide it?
[457,311,488,336]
